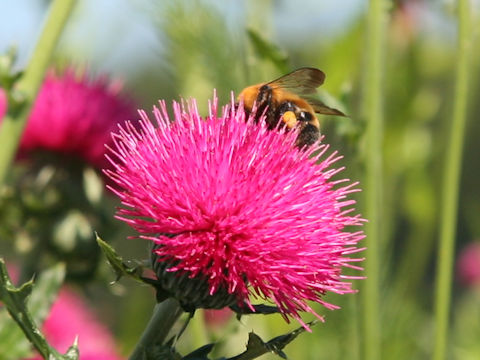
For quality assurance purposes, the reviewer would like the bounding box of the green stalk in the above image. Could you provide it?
[0,0,76,185]
[129,299,183,360]
[433,0,472,359]
[361,0,387,359]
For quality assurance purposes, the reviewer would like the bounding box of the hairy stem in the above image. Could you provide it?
[129,299,183,360]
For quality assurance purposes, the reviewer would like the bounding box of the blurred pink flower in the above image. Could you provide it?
[106,95,365,326]
[457,242,480,287]
[391,0,424,48]
[0,88,6,119]
[204,308,234,329]
[1,68,137,168]
[27,287,123,360]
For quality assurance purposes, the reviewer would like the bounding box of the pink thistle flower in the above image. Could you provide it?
[1,67,137,168]
[457,241,480,287]
[0,88,6,119]
[105,95,365,325]
[26,287,123,360]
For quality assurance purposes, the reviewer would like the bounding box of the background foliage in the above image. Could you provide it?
[0,0,479,359]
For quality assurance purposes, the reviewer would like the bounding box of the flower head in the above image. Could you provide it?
[106,95,365,325]
[7,67,137,168]
[457,241,480,288]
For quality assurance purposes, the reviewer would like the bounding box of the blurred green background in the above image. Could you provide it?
[0,0,479,359]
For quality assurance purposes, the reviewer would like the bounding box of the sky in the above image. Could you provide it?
[0,0,365,77]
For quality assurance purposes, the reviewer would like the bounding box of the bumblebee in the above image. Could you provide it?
[237,67,345,148]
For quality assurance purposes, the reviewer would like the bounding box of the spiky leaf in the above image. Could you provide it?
[182,343,215,360]
[0,259,78,359]
[96,233,145,283]
[227,322,316,360]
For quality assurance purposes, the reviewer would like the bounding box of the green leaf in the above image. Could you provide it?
[62,338,80,360]
[96,233,172,305]
[29,262,66,323]
[95,234,158,290]
[143,338,214,360]
[0,258,78,359]
[0,47,23,91]
[0,274,34,360]
[142,322,314,360]
[96,233,146,283]
[247,28,290,74]
[0,261,67,359]
[227,322,316,360]
[231,303,280,319]
[182,343,215,360]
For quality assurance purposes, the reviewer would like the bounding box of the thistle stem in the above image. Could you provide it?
[433,0,472,359]
[0,0,75,185]
[129,299,183,360]
[361,0,387,359]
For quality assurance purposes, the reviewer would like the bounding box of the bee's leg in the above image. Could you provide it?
[275,101,297,129]
[296,123,320,148]
[234,101,253,125]
[265,101,277,129]
[276,101,296,117]
[281,111,298,129]
[241,105,251,120]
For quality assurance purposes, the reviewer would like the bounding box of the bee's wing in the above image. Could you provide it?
[267,67,325,96]
[308,98,347,117]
